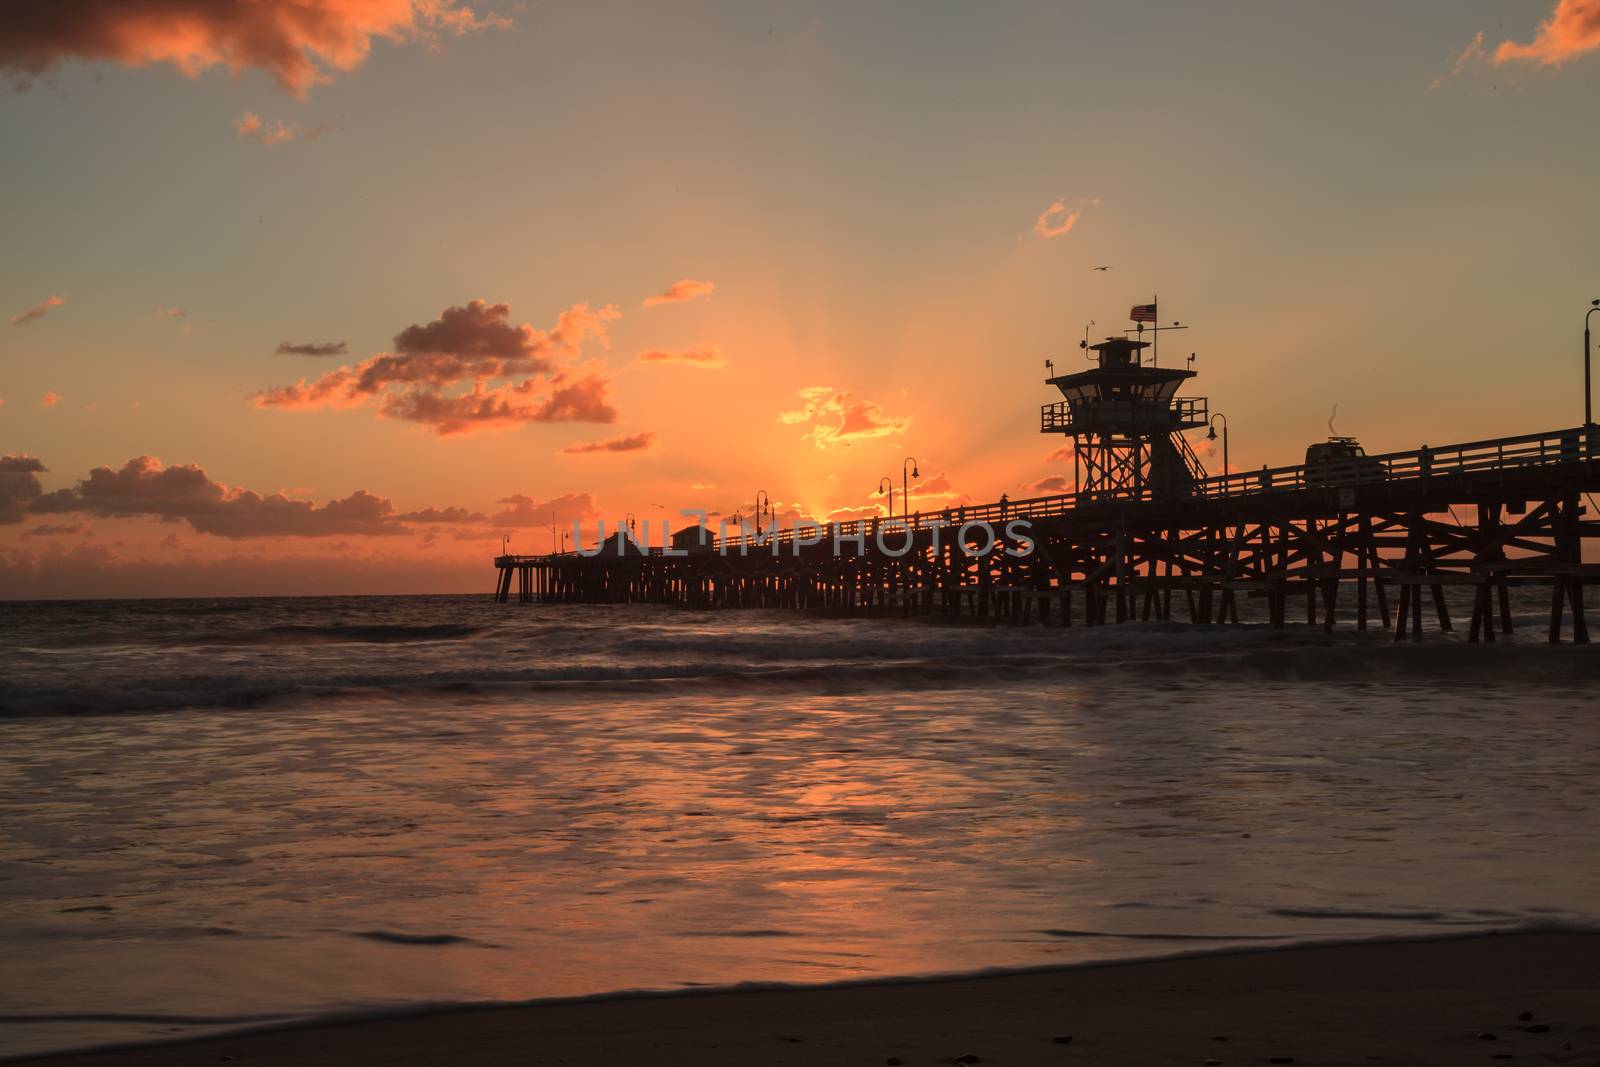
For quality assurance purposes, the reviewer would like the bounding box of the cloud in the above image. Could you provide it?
[642,278,715,307]
[40,391,62,408]
[778,386,911,450]
[154,306,187,319]
[1033,201,1079,239]
[27,454,480,539]
[560,431,655,455]
[275,340,348,357]
[491,491,599,527]
[234,111,298,143]
[372,373,617,436]
[904,471,969,507]
[824,504,884,524]
[9,294,64,326]
[1024,475,1070,494]
[391,505,486,523]
[1432,31,1488,88]
[1046,445,1074,462]
[1495,0,1600,66]
[1,1,508,98]
[636,346,727,369]
[1,455,47,524]
[1032,195,1100,240]
[27,522,89,536]
[254,299,621,435]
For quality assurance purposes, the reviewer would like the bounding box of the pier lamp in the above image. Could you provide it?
[902,457,920,521]
[878,477,894,520]
[1206,413,1230,486]
[754,490,771,536]
[1586,299,1600,426]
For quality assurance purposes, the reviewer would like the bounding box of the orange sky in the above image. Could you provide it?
[4,0,1600,597]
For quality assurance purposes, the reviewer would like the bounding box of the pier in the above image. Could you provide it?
[496,314,1600,644]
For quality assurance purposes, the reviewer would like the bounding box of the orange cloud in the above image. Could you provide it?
[40,391,62,408]
[25,455,480,538]
[9,295,64,326]
[0,1,506,98]
[234,111,297,143]
[254,299,621,435]
[491,491,598,527]
[1045,444,1073,462]
[1495,0,1600,65]
[1033,201,1079,239]
[642,278,715,306]
[636,346,727,369]
[1431,31,1487,89]
[904,471,969,507]
[1024,475,1070,494]
[778,386,911,450]
[560,431,656,454]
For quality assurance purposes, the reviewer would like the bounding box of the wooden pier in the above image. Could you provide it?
[496,426,1600,644]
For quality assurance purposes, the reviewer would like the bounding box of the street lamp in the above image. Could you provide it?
[753,490,771,536]
[1586,299,1600,426]
[1206,413,1230,480]
[877,477,893,520]
[902,456,920,521]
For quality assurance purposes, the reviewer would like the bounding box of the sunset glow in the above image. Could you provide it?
[4,0,1599,597]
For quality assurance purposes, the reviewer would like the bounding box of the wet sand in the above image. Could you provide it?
[15,932,1599,1066]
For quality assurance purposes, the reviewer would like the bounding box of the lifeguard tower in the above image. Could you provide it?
[1042,311,1209,500]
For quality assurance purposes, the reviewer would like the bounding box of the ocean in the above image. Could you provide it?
[2,594,1598,1058]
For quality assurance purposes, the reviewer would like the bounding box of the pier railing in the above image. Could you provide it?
[500,426,1598,561]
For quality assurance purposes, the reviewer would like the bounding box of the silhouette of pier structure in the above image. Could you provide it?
[496,313,1600,644]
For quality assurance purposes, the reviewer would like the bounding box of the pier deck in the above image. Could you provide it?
[495,426,1600,643]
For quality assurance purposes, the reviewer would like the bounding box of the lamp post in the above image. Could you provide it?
[902,457,920,521]
[877,477,893,520]
[1586,299,1600,426]
[1206,413,1230,476]
[753,490,771,536]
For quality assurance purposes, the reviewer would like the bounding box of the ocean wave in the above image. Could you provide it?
[23,622,492,650]
[3,627,1599,717]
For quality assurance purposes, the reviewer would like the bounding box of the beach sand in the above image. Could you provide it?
[16,932,1599,1066]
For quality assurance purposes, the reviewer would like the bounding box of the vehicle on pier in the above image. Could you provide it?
[1304,436,1386,485]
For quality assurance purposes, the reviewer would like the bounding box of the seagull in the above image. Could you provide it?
[1091,265,1110,271]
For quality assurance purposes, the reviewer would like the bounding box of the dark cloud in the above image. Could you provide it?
[560,431,655,455]
[0,1,505,97]
[254,300,621,436]
[28,455,484,539]
[392,505,487,523]
[1,454,47,524]
[275,340,348,357]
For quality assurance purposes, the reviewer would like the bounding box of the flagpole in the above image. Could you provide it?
[1152,293,1158,367]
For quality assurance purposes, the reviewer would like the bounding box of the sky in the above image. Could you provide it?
[3,0,1600,597]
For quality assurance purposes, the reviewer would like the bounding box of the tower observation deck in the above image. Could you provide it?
[1042,326,1209,500]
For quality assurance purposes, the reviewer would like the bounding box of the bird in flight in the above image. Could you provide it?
[1091,265,1110,271]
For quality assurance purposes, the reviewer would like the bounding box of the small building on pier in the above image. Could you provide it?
[1043,332,1209,499]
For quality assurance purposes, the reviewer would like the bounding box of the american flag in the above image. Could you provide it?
[1129,302,1157,323]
